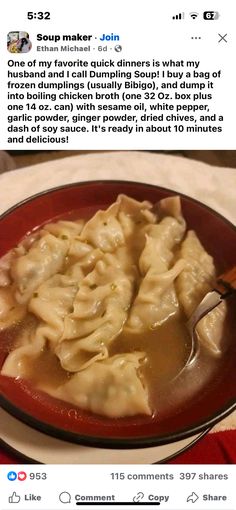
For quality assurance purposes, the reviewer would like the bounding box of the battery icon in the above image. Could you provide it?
[203,11,220,20]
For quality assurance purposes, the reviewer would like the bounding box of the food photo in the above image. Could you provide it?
[0,150,235,464]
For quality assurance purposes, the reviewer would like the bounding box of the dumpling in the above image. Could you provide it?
[68,241,103,274]
[117,194,155,237]
[118,194,153,217]
[28,274,79,347]
[126,260,185,332]
[79,195,155,254]
[176,230,215,317]
[1,323,44,379]
[117,194,158,260]
[80,202,125,252]
[0,251,15,287]
[139,220,180,276]
[43,219,84,241]
[43,220,103,275]
[176,230,227,355]
[53,353,151,418]
[139,196,186,275]
[56,255,134,371]
[126,197,186,332]
[0,286,26,330]
[197,303,227,355]
[11,233,69,304]
[56,301,128,371]
[157,195,185,221]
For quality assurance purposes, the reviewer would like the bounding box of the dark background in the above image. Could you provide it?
[1,150,236,174]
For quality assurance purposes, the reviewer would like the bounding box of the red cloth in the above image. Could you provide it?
[0,431,235,464]
[169,430,236,464]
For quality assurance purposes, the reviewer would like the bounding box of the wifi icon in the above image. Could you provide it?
[190,12,199,19]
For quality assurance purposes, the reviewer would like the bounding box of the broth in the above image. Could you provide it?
[1,308,230,419]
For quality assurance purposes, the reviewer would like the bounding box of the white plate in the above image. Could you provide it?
[0,408,208,464]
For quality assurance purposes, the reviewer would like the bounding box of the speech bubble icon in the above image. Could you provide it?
[59,491,71,503]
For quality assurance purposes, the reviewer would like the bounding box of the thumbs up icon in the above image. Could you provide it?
[8,492,21,503]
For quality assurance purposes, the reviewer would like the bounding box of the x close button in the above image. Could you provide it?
[218,33,228,43]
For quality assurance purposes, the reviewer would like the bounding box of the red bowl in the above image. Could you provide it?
[0,180,235,448]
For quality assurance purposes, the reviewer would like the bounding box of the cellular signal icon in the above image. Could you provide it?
[172,12,184,20]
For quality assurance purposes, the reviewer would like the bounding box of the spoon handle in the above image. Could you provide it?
[215,266,236,295]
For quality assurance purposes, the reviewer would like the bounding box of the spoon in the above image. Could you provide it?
[186,266,236,365]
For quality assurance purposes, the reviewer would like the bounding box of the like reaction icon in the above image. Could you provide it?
[9,492,21,503]
[7,472,17,481]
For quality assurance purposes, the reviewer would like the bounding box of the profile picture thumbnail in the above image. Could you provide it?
[7,31,32,53]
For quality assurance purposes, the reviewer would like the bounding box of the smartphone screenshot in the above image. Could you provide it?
[0,1,235,509]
